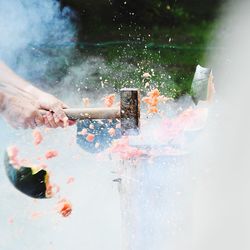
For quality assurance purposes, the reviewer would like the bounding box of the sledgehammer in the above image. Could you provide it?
[40,88,140,136]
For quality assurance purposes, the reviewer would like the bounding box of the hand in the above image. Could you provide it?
[1,94,44,129]
[0,61,75,129]
[36,92,75,128]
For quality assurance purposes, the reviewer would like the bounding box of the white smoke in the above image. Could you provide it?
[0,0,75,83]
[191,1,250,249]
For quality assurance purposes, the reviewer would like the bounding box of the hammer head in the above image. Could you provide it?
[191,65,212,104]
[120,88,140,135]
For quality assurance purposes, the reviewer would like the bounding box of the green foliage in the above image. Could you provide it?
[75,20,215,98]
[57,0,218,97]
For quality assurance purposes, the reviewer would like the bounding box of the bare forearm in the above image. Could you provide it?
[0,61,43,98]
[0,61,71,128]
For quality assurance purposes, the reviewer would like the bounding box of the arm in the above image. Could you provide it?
[0,61,34,90]
[0,60,56,105]
[0,61,71,128]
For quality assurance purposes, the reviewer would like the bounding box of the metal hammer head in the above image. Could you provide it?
[191,65,212,105]
[120,88,140,135]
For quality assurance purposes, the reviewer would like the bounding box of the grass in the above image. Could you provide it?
[73,20,216,98]
[39,21,216,99]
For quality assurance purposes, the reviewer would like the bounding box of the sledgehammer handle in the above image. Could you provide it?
[39,107,120,120]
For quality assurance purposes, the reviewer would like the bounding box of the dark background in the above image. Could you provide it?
[60,0,223,41]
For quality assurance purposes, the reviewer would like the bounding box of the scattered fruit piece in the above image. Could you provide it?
[148,107,158,113]
[32,129,43,146]
[45,150,58,159]
[86,133,95,142]
[104,94,115,107]
[142,88,160,113]
[57,199,72,217]
[149,88,160,97]
[142,96,152,105]
[109,137,144,160]
[142,88,172,114]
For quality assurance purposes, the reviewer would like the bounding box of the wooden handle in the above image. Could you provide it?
[39,107,120,120]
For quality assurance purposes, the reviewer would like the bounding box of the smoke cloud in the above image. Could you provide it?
[191,1,250,249]
[0,0,75,85]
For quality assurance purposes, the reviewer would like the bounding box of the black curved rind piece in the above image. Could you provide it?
[4,152,48,199]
